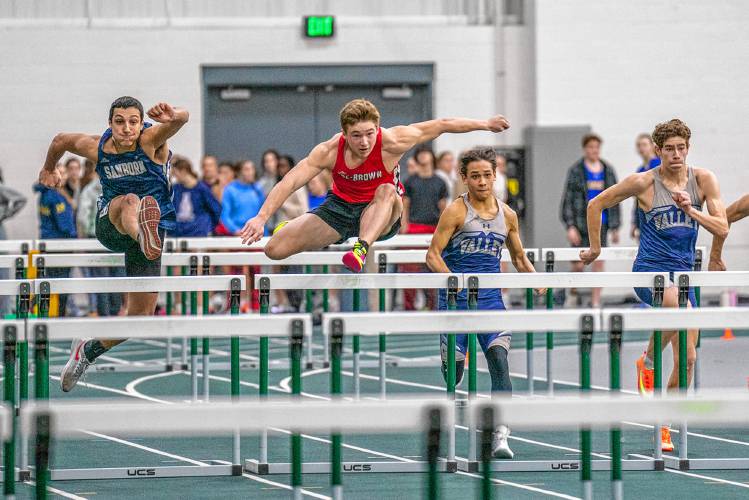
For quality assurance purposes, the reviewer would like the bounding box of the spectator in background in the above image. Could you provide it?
[307,172,329,210]
[34,162,76,316]
[79,158,97,192]
[631,133,661,240]
[78,168,124,316]
[220,160,265,236]
[276,155,309,223]
[63,157,82,212]
[493,153,509,202]
[560,133,620,307]
[171,156,222,237]
[212,161,237,236]
[406,155,419,177]
[214,161,236,202]
[436,151,458,201]
[401,145,449,310]
[259,149,281,234]
[258,149,280,196]
[200,155,219,190]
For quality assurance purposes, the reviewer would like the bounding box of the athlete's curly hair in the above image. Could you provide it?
[339,99,380,132]
[652,119,691,148]
[459,147,496,177]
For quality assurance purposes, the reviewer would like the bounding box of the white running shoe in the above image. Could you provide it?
[60,338,94,392]
[492,425,514,459]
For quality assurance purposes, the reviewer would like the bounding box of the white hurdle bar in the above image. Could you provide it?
[373,248,539,265]
[674,271,749,288]
[605,307,749,472]
[176,233,439,252]
[541,246,707,262]
[34,275,246,295]
[35,237,178,253]
[0,239,32,254]
[25,313,309,482]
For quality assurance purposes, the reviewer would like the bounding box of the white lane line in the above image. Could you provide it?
[81,430,207,466]
[630,454,749,489]
[23,480,87,500]
[49,375,166,404]
[212,460,331,500]
[455,471,581,499]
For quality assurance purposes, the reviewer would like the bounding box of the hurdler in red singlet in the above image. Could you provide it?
[240,98,510,273]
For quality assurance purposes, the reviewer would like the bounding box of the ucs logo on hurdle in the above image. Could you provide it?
[550,462,579,470]
[127,468,157,476]
[342,464,373,472]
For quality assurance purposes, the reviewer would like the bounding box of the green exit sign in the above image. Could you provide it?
[304,16,335,38]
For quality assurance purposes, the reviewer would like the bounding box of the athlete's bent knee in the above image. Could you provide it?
[374,183,397,202]
[264,236,290,261]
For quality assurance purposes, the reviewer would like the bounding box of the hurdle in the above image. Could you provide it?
[13,311,310,482]
[0,240,32,255]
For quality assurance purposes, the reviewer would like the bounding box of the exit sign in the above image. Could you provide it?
[304,16,335,38]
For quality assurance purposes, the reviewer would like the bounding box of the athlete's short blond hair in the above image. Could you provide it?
[652,119,691,148]
[339,99,380,132]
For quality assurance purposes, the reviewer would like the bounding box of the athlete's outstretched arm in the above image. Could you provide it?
[426,202,464,273]
[707,192,748,270]
[679,170,727,238]
[140,102,189,150]
[504,207,545,294]
[38,133,99,188]
[580,173,650,264]
[240,139,335,245]
[384,116,510,156]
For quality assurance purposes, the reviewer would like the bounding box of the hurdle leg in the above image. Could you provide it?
[467,276,478,466]
[426,407,442,500]
[580,314,594,500]
[229,278,242,473]
[352,288,361,400]
[480,406,494,500]
[525,287,534,396]
[34,412,52,500]
[652,276,664,468]
[304,265,314,368]
[378,285,387,400]
[330,320,344,500]
[322,265,330,366]
[202,259,211,401]
[165,265,174,370]
[4,325,17,494]
[258,278,270,468]
[290,321,304,500]
[693,284,701,392]
[19,337,29,472]
[677,276,689,469]
[609,316,623,500]
[446,277,458,465]
[546,287,554,396]
[181,265,188,369]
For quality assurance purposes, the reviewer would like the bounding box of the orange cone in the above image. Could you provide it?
[722,328,735,340]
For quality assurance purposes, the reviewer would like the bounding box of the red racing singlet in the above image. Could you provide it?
[331,128,404,203]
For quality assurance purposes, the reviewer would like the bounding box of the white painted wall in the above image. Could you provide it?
[534,0,749,270]
[0,18,497,238]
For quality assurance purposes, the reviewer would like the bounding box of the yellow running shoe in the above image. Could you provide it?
[342,240,368,273]
[273,220,289,235]
[661,427,674,452]
[636,353,654,396]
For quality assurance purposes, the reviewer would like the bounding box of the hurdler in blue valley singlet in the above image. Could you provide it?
[439,192,510,361]
[633,166,700,306]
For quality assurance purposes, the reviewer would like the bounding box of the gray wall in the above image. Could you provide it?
[523,125,590,252]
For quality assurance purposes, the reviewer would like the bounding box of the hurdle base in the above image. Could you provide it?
[457,458,657,472]
[37,464,235,480]
[244,459,455,474]
[662,456,749,471]
[0,467,31,481]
